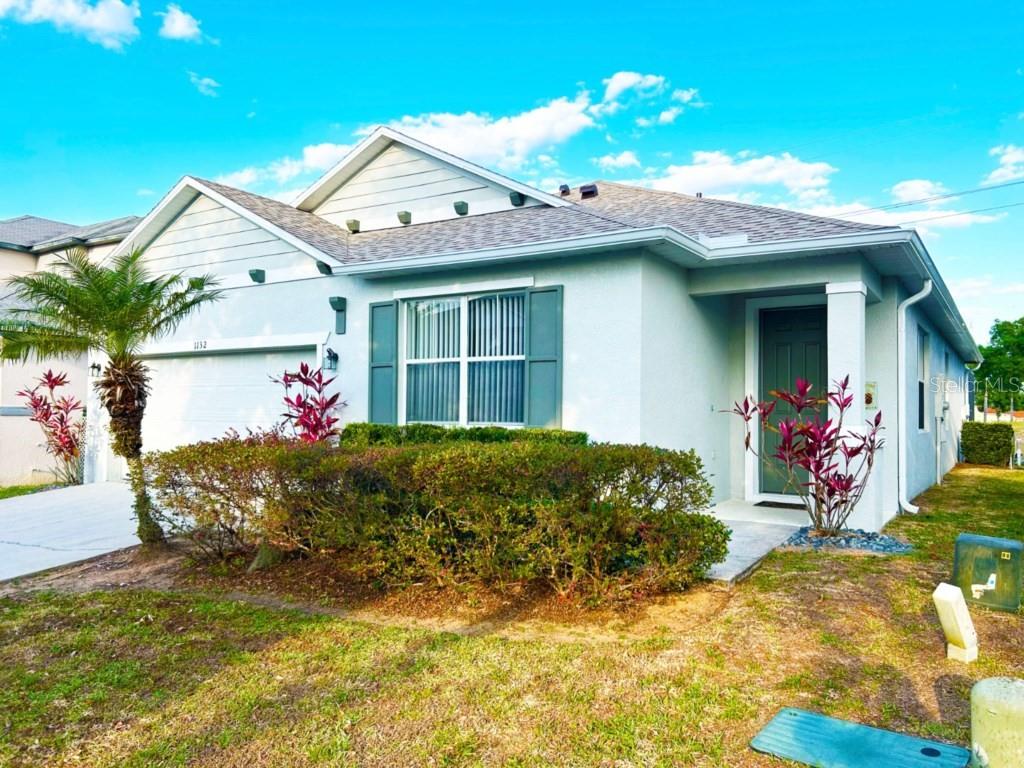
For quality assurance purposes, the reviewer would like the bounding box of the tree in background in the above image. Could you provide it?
[975,317,1024,415]
[0,247,221,543]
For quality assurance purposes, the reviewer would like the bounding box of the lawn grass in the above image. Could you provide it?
[1,465,1021,767]
[0,484,53,501]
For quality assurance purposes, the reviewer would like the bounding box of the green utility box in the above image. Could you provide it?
[953,533,1023,613]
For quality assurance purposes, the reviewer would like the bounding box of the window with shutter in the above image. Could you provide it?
[392,286,561,427]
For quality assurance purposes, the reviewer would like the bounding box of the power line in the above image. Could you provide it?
[830,177,1024,218]
[894,200,1024,226]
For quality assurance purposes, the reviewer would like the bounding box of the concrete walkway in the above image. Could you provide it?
[708,500,804,584]
[0,483,136,581]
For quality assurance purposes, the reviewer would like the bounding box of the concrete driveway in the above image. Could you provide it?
[0,483,137,581]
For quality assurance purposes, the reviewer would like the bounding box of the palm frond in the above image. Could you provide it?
[2,245,223,362]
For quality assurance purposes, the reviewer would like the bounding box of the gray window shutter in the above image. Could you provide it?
[368,300,398,424]
[525,286,563,427]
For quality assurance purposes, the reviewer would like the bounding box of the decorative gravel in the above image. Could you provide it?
[784,526,913,555]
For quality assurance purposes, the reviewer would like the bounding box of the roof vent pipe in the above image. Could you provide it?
[580,183,598,199]
[696,192,703,199]
[898,278,933,515]
[559,184,570,196]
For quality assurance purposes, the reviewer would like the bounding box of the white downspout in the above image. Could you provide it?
[898,278,933,514]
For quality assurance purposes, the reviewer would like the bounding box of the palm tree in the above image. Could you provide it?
[0,247,221,543]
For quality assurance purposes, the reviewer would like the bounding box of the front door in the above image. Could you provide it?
[759,306,828,495]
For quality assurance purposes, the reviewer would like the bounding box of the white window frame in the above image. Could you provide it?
[918,325,930,432]
[398,290,527,427]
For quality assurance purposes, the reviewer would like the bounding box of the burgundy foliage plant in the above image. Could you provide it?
[273,362,345,443]
[731,376,884,534]
[17,369,86,485]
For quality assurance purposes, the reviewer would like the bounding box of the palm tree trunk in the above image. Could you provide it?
[98,359,164,544]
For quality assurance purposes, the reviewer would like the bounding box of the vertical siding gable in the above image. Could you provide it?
[313,142,544,231]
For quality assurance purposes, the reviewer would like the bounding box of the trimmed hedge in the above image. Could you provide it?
[143,436,728,600]
[961,421,1015,466]
[339,422,588,447]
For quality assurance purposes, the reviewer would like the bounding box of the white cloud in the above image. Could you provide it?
[792,201,1004,237]
[591,71,668,117]
[648,149,837,200]
[948,276,1024,342]
[602,71,666,103]
[187,71,219,97]
[136,187,154,196]
[890,178,951,204]
[635,106,682,127]
[368,92,595,171]
[984,144,1024,184]
[593,151,640,171]
[215,167,260,188]
[156,3,201,41]
[672,87,701,104]
[215,141,352,192]
[0,0,139,49]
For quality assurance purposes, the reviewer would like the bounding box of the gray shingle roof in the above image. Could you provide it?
[0,215,77,248]
[197,179,351,263]
[348,205,625,263]
[0,214,141,252]
[194,177,896,267]
[560,181,894,244]
[31,215,141,251]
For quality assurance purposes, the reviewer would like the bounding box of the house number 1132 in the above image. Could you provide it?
[193,340,208,350]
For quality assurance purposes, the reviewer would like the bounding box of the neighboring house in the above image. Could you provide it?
[82,127,978,532]
[0,214,139,484]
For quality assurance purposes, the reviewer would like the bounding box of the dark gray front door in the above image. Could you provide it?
[759,306,828,495]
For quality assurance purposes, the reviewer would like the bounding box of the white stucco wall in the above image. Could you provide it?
[904,299,969,499]
[640,256,733,501]
[84,216,651,479]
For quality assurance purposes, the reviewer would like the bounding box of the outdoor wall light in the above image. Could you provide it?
[329,296,347,334]
[248,268,266,284]
[89,362,102,377]
[346,219,360,233]
[323,347,339,371]
[453,200,469,215]
[397,210,412,225]
[316,260,333,275]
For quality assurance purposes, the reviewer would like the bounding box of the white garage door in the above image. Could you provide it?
[142,347,318,451]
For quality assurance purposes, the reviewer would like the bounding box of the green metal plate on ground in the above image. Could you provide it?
[751,708,970,767]
[953,533,1023,612]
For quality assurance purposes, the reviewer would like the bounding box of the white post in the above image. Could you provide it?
[826,282,878,531]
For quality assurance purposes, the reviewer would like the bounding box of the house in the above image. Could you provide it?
[82,127,979,532]
[0,214,139,484]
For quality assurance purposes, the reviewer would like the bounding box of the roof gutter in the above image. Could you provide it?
[897,278,933,515]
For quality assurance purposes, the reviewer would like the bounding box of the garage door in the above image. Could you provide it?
[142,347,317,451]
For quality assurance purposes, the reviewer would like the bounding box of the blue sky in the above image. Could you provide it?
[1,0,1021,342]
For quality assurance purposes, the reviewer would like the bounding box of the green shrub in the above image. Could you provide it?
[961,422,1015,466]
[339,422,588,447]
[143,437,727,601]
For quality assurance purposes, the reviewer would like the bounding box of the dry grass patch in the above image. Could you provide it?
[0,465,1021,766]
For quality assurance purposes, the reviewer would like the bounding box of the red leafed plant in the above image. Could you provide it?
[273,362,345,443]
[17,369,86,485]
[731,376,884,535]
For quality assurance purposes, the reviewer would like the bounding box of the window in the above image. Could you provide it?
[403,292,526,425]
[918,326,929,430]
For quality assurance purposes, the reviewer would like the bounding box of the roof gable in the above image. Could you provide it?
[293,126,570,231]
[111,177,350,265]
